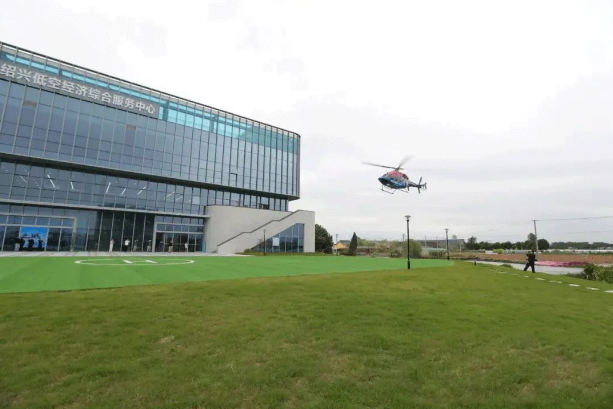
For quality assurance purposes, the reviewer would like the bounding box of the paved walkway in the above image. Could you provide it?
[475,260,583,276]
[0,251,247,257]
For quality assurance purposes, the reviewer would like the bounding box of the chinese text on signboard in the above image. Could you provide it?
[0,62,159,118]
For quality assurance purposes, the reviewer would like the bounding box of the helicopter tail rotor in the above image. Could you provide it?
[417,177,427,194]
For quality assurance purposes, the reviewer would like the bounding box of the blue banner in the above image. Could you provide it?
[19,226,49,251]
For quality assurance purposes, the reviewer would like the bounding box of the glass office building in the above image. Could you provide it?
[0,41,302,252]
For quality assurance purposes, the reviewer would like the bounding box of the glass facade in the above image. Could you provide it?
[0,158,288,214]
[0,42,301,252]
[0,201,204,252]
[251,223,305,253]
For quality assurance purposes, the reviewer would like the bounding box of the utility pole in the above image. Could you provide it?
[405,215,411,269]
[533,219,539,257]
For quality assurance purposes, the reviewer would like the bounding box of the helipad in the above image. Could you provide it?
[75,258,196,266]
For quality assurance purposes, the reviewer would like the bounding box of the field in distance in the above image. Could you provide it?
[456,252,613,264]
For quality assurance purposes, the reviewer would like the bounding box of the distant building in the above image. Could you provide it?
[420,238,465,250]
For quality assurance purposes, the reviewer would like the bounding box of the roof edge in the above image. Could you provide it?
[0,40,301,138]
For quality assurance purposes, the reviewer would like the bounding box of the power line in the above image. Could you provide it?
[546,229,613,235]
[535,216,613,222]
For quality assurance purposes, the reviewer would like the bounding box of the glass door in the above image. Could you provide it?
[176,233,189,252]
[187,234,196,252]
[47,228,61,251]
[155,232,167,252]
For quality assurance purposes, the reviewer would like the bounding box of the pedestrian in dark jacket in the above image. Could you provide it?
[523,250,536,273]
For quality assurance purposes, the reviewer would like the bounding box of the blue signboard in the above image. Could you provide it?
[19,226,49,251]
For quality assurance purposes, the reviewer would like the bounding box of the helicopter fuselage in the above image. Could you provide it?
[363,157,426,194]
[378,170,426,193]
[378,171,408,190]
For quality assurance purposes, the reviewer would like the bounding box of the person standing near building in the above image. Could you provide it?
[523,250,536,273]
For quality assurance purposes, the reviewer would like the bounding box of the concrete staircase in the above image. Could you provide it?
[215,210,314,255]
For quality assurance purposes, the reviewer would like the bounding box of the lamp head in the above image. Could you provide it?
[405,215,411,222]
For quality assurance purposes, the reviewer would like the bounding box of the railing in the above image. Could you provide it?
[215,210,302,248]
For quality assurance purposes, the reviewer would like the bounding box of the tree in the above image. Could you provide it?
[401,239,422,258]
[348,232,358,256]
[315,224,334,253]
[467,236,477,250]
[537,238,550,251]
[358,238,375,247]
[376,240,400,257]
[526,233,536,250]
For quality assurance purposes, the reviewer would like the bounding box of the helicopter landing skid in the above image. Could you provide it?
[380,184,407,194]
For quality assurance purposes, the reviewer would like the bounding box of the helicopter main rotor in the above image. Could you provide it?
[363,155,413,171]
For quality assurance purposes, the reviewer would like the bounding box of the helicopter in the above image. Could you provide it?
[363,156,427,194]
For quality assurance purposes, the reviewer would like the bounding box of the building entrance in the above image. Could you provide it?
[153,222,205,252]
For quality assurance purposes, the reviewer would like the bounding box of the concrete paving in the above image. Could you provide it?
[474,260,583,275]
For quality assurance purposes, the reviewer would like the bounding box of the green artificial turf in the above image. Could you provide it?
[1,262,612,408]
[0,255,452,293]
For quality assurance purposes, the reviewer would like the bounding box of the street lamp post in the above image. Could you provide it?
[263,229,266,256]
[405,215,411,270]
[445,228,450,260]
[336,233,339,256]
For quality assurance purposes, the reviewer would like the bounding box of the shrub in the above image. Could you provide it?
[500,263,514,268]
[594,266,613,284]
[573,264,613,284]
[583,263,596,280]
[390,250,402,258]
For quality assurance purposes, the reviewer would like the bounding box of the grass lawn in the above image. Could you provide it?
[1,261,613,408]
[0,255,451,294]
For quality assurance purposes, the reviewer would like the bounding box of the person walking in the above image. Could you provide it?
[523,250,536,273]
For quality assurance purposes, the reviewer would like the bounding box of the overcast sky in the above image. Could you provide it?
[1,0,612,243]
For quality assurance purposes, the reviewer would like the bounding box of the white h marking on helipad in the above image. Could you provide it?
[123,259,158,264]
